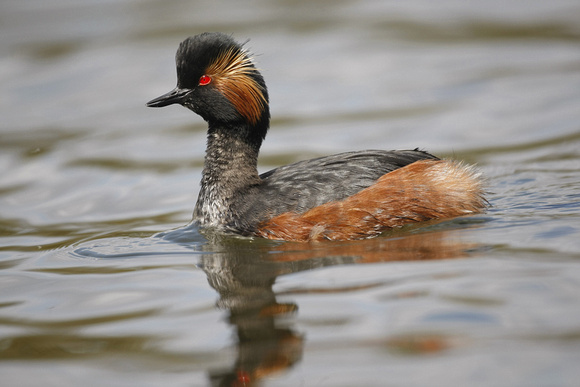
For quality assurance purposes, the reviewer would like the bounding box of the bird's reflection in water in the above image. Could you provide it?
[201,244,303,386]
[163,223,482,386]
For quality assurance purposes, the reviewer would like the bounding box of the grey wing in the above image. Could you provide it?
[257,149,438,214]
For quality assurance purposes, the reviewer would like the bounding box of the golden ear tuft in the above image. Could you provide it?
[205,47,267,124]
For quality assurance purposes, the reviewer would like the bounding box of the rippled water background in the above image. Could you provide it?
[2,1,580,386]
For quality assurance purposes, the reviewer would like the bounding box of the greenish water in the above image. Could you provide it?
[1,1,580,386]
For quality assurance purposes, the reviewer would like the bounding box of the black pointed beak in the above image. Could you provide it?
[146,87,191,108]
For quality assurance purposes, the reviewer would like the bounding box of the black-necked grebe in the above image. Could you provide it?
[147,32,486,242]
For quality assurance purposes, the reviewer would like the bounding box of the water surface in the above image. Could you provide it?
[1,1,580,386]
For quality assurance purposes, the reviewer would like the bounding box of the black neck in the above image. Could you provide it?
[193,122,263,226]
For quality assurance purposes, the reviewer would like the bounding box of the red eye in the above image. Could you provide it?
[199,75,212,86]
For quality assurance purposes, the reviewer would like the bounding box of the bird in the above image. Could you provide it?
[147,32,487,242]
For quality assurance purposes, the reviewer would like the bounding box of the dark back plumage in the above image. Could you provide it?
[229,149,439,233]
